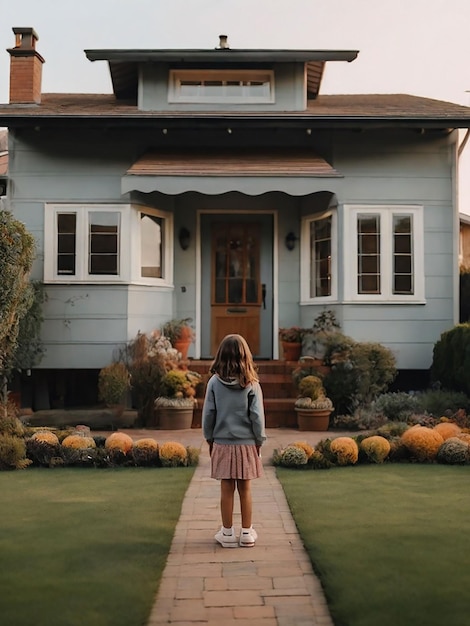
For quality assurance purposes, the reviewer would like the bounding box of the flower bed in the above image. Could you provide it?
[273,419,470,469]
[0,417,199,470]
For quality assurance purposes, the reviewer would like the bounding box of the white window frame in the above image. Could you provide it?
[44,203,173,286]
[168,69,275,104]
[300,209,338,304]
[343,204,425,303]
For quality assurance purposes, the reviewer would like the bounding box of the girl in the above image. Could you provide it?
[202,334,266,548]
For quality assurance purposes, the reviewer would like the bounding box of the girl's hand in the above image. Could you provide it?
[208,441,213,456]
[256,445,261,457]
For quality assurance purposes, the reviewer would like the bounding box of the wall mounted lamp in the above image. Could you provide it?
[285,231,298,251]
[178,227,191,251]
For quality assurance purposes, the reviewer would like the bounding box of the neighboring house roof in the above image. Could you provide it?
[1,93,470,129]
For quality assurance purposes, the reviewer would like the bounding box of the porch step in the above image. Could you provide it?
[190,360,298,429]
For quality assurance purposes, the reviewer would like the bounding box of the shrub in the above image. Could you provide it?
[105,432,134,453]
[0,413,25,437]
[62,434,96,450]
[277,445,308,468]
[377,421,410,438]
[26,437,62,467]
[417,389,470,416]
[372,392,422,421]
[31,430,60,445]
[132,438,159,466]
[323,340,397,414]
[290,441,315,459]
[434,422,461,440]
[330,437,359,466]
[159,441,188,467]
[431,324,470,396]
[436,437,470,465]
[360,435,391,463]
[0,434,31,470]
[186,446,200,466]
[333,408,388,431]
[401,426,444,461]
[98,362,131,405]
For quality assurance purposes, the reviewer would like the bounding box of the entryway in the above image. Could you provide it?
[200,213,274,359]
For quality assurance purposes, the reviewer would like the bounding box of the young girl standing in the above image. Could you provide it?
[202,334,266,548]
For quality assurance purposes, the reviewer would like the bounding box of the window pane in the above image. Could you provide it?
[357,215,380,294]
[393,215,413,294]
[141,214,163,278]
[88,212,119,275]
[310,216,332,297]
[57,213,76,275]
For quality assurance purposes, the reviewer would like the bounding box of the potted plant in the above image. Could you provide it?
[98,362,132,415]
[161,318,195,359]
[302,309,340,362]
[294,374,334,431]
[154,368,202,429]
[278,326,303,361]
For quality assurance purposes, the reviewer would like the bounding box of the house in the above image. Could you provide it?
[460,213,470,269]
[1,26,470,409]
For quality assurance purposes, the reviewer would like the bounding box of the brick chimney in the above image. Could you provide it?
[7,27,45,104]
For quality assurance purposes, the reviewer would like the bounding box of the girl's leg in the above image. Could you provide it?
[236,479,253,529]
[220,479,236,528]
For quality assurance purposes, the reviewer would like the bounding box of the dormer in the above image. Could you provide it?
[85,35,358,112]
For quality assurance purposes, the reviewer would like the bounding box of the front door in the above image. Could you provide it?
[211,222,261,354]
[200,213,273,358]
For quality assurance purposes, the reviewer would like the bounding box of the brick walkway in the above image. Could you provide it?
[144,428,336,626]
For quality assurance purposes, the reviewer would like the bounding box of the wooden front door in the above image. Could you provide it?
[211,222,262,354]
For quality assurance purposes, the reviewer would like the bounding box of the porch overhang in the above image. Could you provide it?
[122,150,342,196]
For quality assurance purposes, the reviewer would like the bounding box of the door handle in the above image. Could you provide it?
[262,284,266,309]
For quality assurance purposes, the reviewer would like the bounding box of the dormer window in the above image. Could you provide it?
[168,69,275,104]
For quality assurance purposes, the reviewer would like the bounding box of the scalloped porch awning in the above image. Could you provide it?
[122,150,342,196]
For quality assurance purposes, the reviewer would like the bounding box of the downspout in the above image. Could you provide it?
[454,129,470,324]
[458,128,470,157]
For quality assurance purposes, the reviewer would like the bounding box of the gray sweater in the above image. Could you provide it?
[202,375,266,446]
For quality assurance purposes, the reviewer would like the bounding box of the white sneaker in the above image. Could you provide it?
[239,527,257,547]
[214,526,238,548]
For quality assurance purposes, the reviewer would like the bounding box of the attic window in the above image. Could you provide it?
[168,69,274,104]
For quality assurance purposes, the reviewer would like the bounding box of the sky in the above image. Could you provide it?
[1,0,470,211]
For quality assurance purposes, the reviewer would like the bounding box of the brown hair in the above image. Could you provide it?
[210,334,259,388]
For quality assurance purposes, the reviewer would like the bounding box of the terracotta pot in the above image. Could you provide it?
[173,340,191,359]
[281,341,302,361]
[296,408,332,431]
[157,406,194,430]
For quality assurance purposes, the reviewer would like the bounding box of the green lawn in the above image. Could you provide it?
[277,464,470,626]
[0,467,194,626]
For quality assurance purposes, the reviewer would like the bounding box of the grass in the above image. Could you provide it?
[0,466,195,626]
[277,464,470,626]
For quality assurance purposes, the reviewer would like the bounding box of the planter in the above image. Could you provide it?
[173,339,191,359]
[281,341,302,361]
[157,406,194,430]
[296,407,332,431]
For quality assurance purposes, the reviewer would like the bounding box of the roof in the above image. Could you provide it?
[126,150,340,177]
[84,47,358,100]
[1,93,469,129]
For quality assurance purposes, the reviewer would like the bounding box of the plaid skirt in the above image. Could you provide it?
[211,443,263,480]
